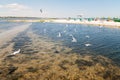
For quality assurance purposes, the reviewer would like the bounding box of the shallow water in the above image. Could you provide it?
[30,22,120,65]
[1,21,120,80]
[1,22,120,66]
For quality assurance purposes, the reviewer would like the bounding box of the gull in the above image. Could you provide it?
[6,49,21,57]
[57,32,62,37]
[70,34,77,42]
[85,35,90,38]
[40,9,43,13]
[72,37,77,42]
[11,49,21,55]
[85,43,91,47]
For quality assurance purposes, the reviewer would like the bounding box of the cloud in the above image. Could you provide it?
[0,3,30,11]
[0,3,45,17]
[0,5,3,8]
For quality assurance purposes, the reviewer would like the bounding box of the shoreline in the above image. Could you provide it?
[52,19,120,28]
[7,19,120,28]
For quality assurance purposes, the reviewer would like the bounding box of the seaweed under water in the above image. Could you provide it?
[30,22,120,66]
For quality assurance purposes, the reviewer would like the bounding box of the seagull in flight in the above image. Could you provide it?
[11,49,21,55]
[85,35,90,38]
[40,9,43,13]
[85,43,91,47]
[70,34,77,42]
[57,32,62,37]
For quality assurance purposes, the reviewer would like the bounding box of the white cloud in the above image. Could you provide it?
[0,5,3,8]
[0,3,46,17]
[0,3,30,11]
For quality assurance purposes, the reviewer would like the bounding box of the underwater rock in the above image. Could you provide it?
[54,50,59,53]
[8,66,18,74]
[75,59,93,67]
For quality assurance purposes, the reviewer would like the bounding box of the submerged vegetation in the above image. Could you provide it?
[0,52,120,80]
[0,22,120,80]
[0,30,120,80]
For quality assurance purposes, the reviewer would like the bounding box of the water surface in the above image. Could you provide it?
[31,22,120,65]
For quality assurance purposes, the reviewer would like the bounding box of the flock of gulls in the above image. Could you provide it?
[8,23,102,56]
[44,24,94,47]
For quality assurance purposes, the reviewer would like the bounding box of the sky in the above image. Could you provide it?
[0,0,120,18]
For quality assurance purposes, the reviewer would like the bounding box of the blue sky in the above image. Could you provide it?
[0,0,120,18]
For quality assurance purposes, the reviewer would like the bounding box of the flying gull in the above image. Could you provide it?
[12,49,20,55]
[70,34,77,42]
[57,32,62,37]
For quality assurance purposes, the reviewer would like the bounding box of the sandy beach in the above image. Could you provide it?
[8,19,120,28]
[52,19,120,28]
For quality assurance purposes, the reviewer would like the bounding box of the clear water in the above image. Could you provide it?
[0,22,26,30]
[1,22,120,65]
[31,22,120,65]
